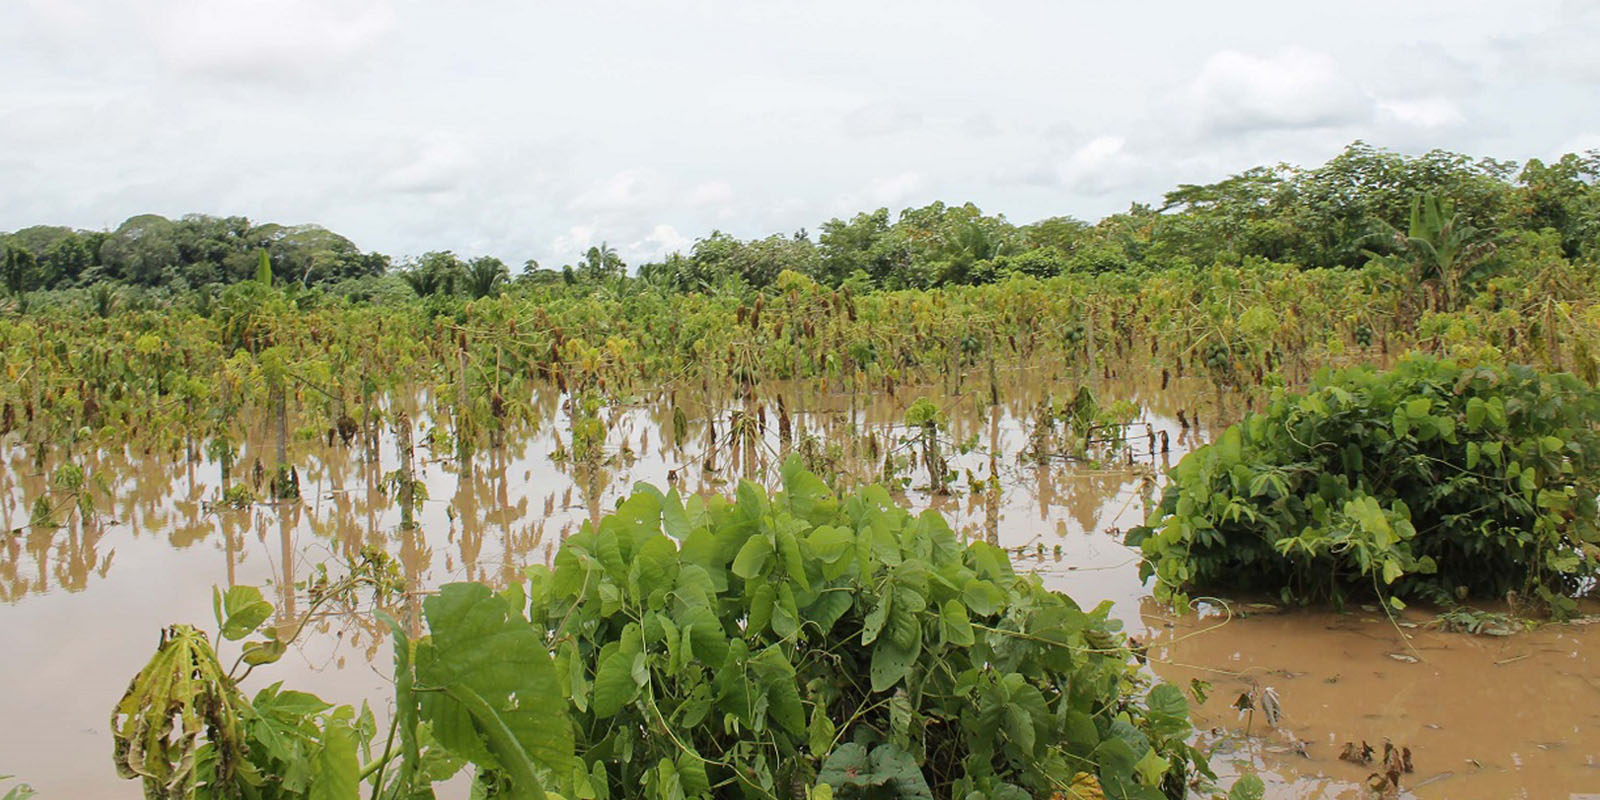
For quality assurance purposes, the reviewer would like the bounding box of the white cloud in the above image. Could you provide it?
[842,104,924,138]
[1553,132,1600,157]
[378,135,474,195]
[1189,48,1372,135]
[628,224,690,261]
[550,225,597,260]
[962,113,1001,139]
[866,172,924,206]
[152,0,397,84]
[1492,1,1600,81]
[569,171,654,212]
[1378,98,1467,129]
[685,180,735,207]
[1057,136,1144,196]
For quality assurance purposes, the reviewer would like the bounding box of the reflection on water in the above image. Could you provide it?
[1,369,1594,799]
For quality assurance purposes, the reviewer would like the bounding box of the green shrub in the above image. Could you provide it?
[529,457,1206,800]
[1127,356,1600,615]
[114,462,1207,800]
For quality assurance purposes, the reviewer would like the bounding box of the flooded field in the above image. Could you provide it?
[2,370,1596,799]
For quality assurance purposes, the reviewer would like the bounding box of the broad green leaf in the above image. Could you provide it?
[805,526,853,563]
[675,749,710,797]
[777,523,811,592]
[772,583,800,640]
[661,489,691,539]
[962,580,1005,616]
[731,535,773,580]
[591,626,644,718]
[805,589,854,635]
[817,743,932,800]
[939,600,973,646]
[415,583,574,782]
[861,593,890,645]
[1465,396,1487,429]
[1003,705,1034,754]
[308,718,358,800]
[1228,774,1265,800]
[241,637,287,666]
[1143,683,1190,741]
[217,585,273,641]
[808,703,836,755]
[747,583,776,636]
[869,635,919,693]
[1133,748,1169,788]
[1381,558,1403,585]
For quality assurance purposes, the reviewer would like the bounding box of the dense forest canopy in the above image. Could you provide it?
[3,142,1597,302]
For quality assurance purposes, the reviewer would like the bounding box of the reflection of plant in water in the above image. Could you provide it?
[567,388,607,466]
[1431,607,1525,636]
[1025,388,1146,468]
[382,411,425,531]
[26,461,105,529]
[905,398,952,495]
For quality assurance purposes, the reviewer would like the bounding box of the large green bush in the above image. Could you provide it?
[530,458,1205,799]
[114,461,1207,800]
[1127,356,1600,614]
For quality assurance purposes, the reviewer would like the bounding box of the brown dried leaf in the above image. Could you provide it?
[1339,740,1376,765]
[1260,687,1282,728]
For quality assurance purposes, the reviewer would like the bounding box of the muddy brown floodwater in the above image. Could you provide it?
[1144,602,1600,799]
[1,369,1596,799]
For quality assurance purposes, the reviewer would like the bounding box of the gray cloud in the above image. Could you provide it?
[2,0,1598,266]
[1188,48,1373,135]
[841,104,925,138]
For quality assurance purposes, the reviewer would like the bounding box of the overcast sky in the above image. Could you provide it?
[4,1,1599,267]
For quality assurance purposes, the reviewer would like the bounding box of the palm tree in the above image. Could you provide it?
[399,251,465,297]
[462,257,509,299]
[399,269,444,298]
[578,242,625,282]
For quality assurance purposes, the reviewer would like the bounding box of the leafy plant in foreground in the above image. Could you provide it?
[112,572,409,799]
[529,457,1207,799]
[1128,355,1600,615]
[113,462,1210,799]
[0,778,36,800]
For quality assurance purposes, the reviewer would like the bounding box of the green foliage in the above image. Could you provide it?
[903,398,943,428]
[1368,193,1499,311]
[1225,774,1263,800]
[1,779,37,800]
[255,250,273,287]
[111,467,1238,800]
[463,257,510,299]
[406,583,573,798]
[528,458,1206,799]
[400,252,466,298]
[222,483,257,509]
[112,625,248,799]
[817,743,932,799]
[1129,356,1600,615]
[112,576,489,800]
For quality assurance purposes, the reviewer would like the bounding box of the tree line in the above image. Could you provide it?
[3,141,1597,301]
